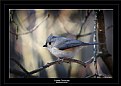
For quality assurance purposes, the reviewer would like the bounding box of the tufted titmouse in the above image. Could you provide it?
[43,34,99,59]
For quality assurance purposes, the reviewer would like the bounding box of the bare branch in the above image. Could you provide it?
[28,58,86,75]
[10,57,95,77]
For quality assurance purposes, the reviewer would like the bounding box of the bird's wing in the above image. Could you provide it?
[56,39,83,50]
[56,37,99,50]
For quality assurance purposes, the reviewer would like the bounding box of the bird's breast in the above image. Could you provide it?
[48,47,74,58]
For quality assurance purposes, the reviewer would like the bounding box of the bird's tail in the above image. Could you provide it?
[82,42,105,46]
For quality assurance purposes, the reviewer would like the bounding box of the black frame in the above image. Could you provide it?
[1,0,120,85]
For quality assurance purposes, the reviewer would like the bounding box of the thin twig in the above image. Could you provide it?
[77,10,92,39]
[77,31,96,38]
[84,56,94,65]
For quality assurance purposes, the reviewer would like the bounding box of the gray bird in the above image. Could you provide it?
[43,34,99,58]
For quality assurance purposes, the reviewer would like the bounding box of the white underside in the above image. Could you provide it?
[47,46,84,58]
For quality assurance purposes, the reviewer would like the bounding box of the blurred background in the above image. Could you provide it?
[9,9,113,78]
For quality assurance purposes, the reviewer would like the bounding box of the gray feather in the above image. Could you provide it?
[56,38,98,50]
[46,35,99,50]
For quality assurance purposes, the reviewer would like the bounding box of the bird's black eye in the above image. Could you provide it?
[49,42,51,45]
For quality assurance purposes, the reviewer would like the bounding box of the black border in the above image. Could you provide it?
[1,0,121,1]
[0,15,1,86]
[1,1,120,85]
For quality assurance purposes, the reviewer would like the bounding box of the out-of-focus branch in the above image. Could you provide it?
[10,69,28,77]
[10,58,37,78]
[77,31,96,38]
[10,69,38,78]
[77,10,92,39]
[59,11,93,39]
[10,58,29,75]
[10,13,49,36]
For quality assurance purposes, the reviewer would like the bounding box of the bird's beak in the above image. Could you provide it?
[43,44,47,47]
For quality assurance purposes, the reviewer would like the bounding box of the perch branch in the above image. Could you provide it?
[28,58,86,75]
[10,56,95,77]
